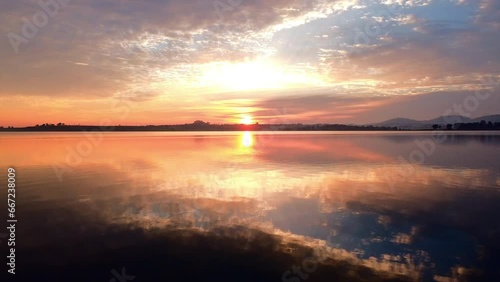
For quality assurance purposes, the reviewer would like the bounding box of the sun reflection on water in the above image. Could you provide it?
[241,131,254,148]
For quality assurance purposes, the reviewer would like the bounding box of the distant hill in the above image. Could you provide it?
[372,114,500,129]
[471,114,500,123]
[425,115,471,125]
[371,118,421,129]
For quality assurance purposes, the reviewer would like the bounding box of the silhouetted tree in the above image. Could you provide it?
[432,124,439,130]
[193,120,209,125]
[446,124,453,130]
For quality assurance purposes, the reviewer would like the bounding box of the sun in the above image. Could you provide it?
[240,115,253,125]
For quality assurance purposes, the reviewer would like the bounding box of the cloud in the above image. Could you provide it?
[0,0,499,125]
[338,6,500,87]
[393,14,421,25]
[0,0,344,99]
[250,93,389,123]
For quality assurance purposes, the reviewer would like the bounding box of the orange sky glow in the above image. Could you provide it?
[0,0,499,126]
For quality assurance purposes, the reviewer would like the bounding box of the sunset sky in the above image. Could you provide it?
[1,0,499,126]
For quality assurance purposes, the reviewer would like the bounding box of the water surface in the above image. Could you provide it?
[1,132,499,281]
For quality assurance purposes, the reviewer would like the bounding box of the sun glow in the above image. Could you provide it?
[196,60,324,91]
[240,115,253,125]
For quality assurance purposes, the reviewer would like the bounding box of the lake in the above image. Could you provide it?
[1,131,499,281]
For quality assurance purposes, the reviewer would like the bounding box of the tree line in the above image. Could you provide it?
[432,120,500,130]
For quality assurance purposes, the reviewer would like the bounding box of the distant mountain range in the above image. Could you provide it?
[371,114,500,129]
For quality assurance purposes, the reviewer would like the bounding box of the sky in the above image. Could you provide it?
[0,0,499,126]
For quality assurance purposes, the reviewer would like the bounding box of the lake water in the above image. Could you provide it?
[1,132,499,281]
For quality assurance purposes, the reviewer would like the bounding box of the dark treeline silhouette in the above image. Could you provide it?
[0,120,399,131]
[3,120,500,132]
[431,120,500,130]
[454,120,500,130]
